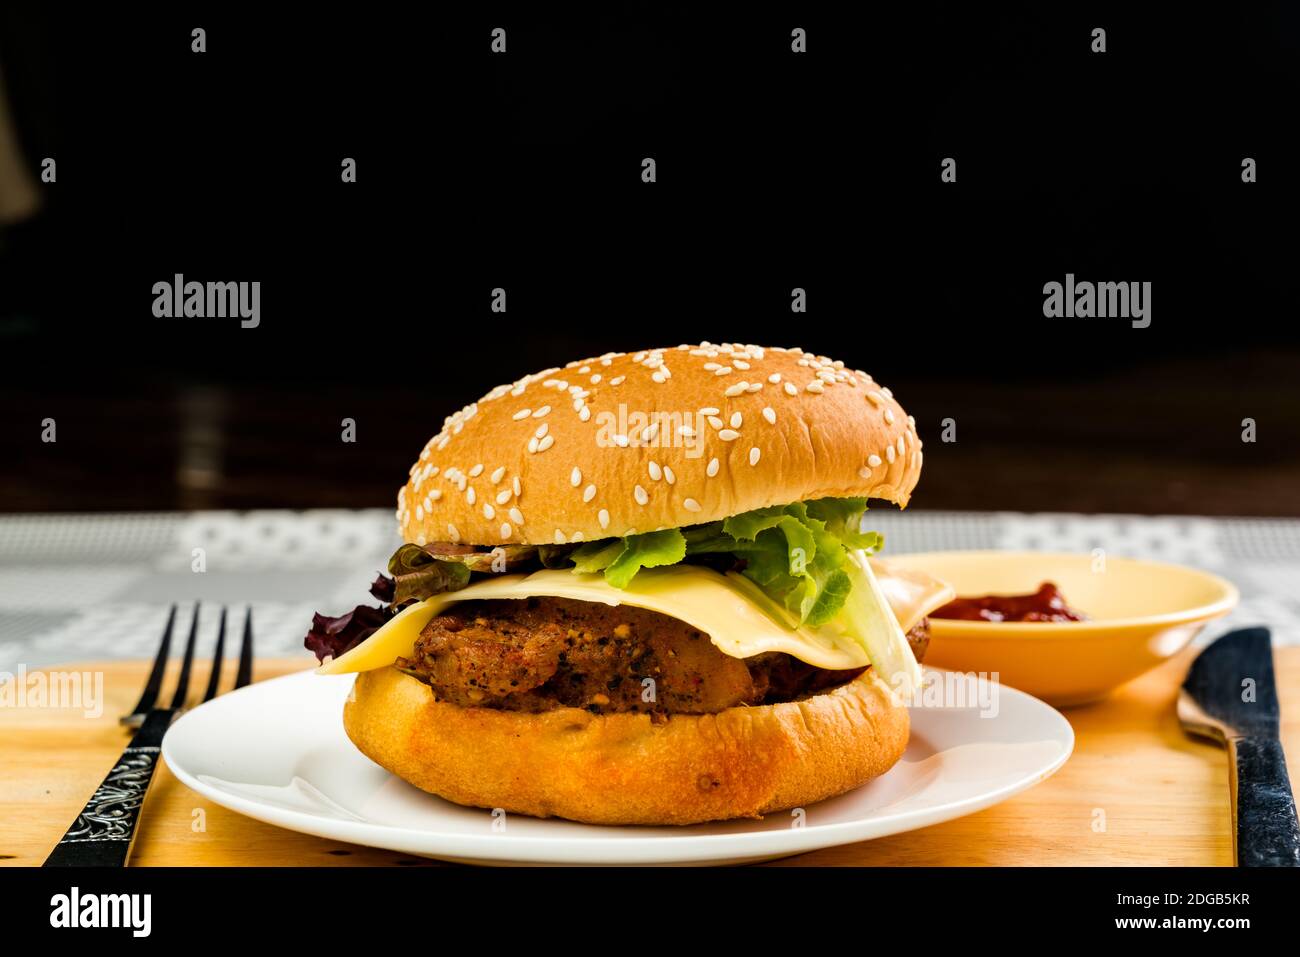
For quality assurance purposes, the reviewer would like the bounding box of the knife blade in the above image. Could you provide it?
[1178,627,1300,867]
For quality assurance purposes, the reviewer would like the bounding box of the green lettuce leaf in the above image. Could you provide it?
[559,497,884,629]
[571,529,687,588]
[838,549,922,692]
[805,497,883,552]
[386,543,472,605]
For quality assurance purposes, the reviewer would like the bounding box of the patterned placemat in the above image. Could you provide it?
[2,509,1297,674]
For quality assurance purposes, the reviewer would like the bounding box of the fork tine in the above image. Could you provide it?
[125,604,177,720]
[235,605,254,688]
[201,606,228,703]
[169,602,201,710]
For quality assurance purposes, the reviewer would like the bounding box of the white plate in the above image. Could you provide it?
[162,669,1073,865]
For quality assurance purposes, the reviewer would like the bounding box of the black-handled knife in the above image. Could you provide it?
[1178,627,1300,867]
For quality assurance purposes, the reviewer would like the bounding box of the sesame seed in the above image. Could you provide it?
[714,367,732,376]
[678,426,697,438]
[734,360,750,370]
[806,381,825,394]
[652,371,666,383]
[572,532,585,542]
[858,467,871,479]
[762,407,776,425]
[536,435,554,452]
[534,422,549,439]
[784,382,798,396]
[707,416,724,430]
[590,374,602,384]
[749,447,761,466]
[746,383,762,393]
[724,382,747,397]
[513,477,521,496]
[886,445,897,464]
[634,485,649,506]
[683,498,702,512]
[610,376,625,386]
[496,489,511,505]
[469,464,484,478]
[483,503,495,519]
[579,406,591,422]
[570,467,582,487]
[642,421,660,442]
[448,523,460,542]
[513,408,531,420]
[700,407,720,416]
[466,487,476,505]
[648,461,662,481]
[430,489,442,501]
[509,507,524,525]
[527,437,539,453]
[423,496,432,511]
[881,387,893,399]
[719,429,741,441]
[707,457,720,477]
[500,523,512,539]
[868,454,882,468]
[613,434,629,447]
[415,505,424,521]
[490,467,506,484]
[663,466,675,485]
[730,411,743,428]
[554,529,567,544]
[533,405,551,418]
[884,408,896,424]
[598,509,610,529]
[897,435,906,456]
[583,484,597,503]
[768,373,782,384]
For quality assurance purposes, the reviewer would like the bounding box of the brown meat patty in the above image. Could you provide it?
[395,596,929,715]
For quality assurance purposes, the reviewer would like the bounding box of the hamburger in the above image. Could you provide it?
[305,343,954,825]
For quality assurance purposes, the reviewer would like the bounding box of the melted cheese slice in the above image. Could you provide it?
[869,557,956,634]
[317,560,954,676]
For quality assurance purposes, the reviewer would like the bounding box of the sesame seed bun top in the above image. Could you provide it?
[397,343,922,547]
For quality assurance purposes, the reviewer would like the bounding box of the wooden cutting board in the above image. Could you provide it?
[2,648,1297,866]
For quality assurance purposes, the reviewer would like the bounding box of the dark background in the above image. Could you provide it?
[1,4,1297,515]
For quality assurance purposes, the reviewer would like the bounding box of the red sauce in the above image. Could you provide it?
[931,582,1087,623]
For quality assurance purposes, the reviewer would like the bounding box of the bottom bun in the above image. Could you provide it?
[343,665,910,826]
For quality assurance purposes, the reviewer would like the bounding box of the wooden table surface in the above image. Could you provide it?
[3,649,1297,866]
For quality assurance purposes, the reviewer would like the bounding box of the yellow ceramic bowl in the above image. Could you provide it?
[886,551,1238,707]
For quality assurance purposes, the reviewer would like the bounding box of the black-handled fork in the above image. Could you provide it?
[44,603,255,867]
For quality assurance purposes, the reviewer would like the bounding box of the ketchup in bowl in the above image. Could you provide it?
[931,582,1087,623]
